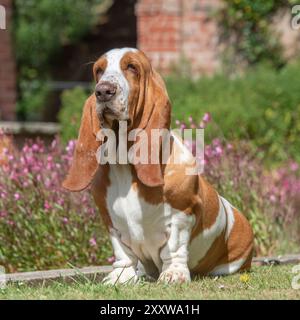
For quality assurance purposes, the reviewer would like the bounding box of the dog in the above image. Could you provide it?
[63,48,254,284]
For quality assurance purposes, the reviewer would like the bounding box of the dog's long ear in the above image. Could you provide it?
[134,70,171,187]
[62,94,101,192]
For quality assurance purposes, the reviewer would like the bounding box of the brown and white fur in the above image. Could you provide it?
[63,48,254,284]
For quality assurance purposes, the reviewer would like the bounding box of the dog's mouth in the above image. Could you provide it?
[103,107,117,119]
[97,104,117,125]
[96,104,131,129]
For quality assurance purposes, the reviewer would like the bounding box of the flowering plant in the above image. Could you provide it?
[0,132,111,272]
[0,111,299,271]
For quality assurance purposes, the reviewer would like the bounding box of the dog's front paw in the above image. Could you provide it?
[158,265,191,284]
[102,266,138,285]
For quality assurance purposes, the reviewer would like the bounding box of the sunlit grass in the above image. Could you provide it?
[1,265,299,300]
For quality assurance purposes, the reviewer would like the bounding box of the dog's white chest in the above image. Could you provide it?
[106,165,171,262]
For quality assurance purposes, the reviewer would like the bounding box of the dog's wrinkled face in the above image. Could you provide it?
[63,48,171,191]
[93,48,147,127]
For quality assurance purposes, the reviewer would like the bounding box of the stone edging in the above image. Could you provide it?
[4,254,300,285]
[5,265,112,285]
[252,254,300,266]
[0,121,60,135]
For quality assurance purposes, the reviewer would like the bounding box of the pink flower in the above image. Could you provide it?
[107,256,115,263]
[215,146,223,155]
[0,211,8,218]
[66,140,76,153]
[62,217,69,224]
[202,112,211,123]
[290,162,299,172]
[23,182,29,187]
[89,237,97,247]
[226,143,233,150]
[14,193,20,200]
[32,144,39,152]
[44,201,51,210]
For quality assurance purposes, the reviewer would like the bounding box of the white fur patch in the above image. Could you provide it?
[188,196,227,269]
[105,164,195,276]
[99,48,137,119]
[220,196,235,241]
[208,258,246,276]
[106,164,171,270]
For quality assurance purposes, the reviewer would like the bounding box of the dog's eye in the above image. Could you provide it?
[127,64,138,74]
[96,68,104,79]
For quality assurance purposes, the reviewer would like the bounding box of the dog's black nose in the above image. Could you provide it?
[95,82,117,102]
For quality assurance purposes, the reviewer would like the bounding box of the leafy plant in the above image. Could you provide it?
[58,87,90,143]
[14,0,105,120]
[167,60,300,164]
[218,0,297,69]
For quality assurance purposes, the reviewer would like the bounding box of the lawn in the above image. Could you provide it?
[1,265,299,300]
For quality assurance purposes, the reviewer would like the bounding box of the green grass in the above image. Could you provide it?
[1,265,300,300]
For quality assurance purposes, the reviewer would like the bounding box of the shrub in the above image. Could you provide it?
[218,0,292,68]
[58,87,90,144]
[0,133,111,272]
[167,60,300,164]
[14,0,105,120]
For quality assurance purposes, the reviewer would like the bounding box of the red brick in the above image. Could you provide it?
[136,0,222,76]
[0,0,16,120]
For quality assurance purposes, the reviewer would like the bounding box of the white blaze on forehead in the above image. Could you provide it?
[105,47,138,64]
[100,48,138,111]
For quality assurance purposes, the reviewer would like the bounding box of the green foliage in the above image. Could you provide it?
[167,60,300,164]
[58,87,90,143]
[0,203,111,273]
[15,0,101,69]
[16,72,49,121]
[219,0,295,68]
[14,0,104,120]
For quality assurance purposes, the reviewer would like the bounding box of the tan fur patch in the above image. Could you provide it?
[91,164,112,228]
[191,207,253,275]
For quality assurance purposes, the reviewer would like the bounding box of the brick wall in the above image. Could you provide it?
[136,0,222,76]
[0,0,16,120]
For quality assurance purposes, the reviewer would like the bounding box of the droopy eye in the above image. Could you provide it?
[127,64,138,74]
[96,68,104,78]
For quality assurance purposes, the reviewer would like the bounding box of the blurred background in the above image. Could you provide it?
[0,0,300,272]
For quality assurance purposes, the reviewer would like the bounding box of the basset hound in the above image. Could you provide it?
[63,48,254,284]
